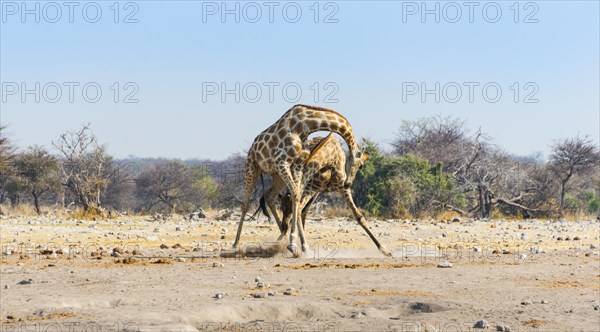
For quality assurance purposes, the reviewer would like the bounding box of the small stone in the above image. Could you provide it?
[350,311,365,319]
[257,282,269,288]
[541,300,548,304]
[590,244,598,249]
[175,227,182,231]
[255,277,261,282]
[18,279,33,285]
[594,305,599,311]
[214,293,223,299]
[573,236,581,241]
[160,244,169,249]
[177,257,186,263]
[268,291,277,296]
[253,292,266,298]
[212,262,224,268]
[283,288,295,295]
[437,261,453,268]
[452,217,461,222]
[474,320,488,329]
[519,254,527,260]
[153,228,160,233]
[521,300,532,305]
[4,285,8,289]
[496,324,511,332]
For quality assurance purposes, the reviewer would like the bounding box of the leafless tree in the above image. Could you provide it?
[134,160,212,213]
[12,145,60,214]
[101,160,139,212]
[395,117,553,218]
[0,125,17,212]
[550,135,600,211]
[393,115,472,171]
[53,124,110,213]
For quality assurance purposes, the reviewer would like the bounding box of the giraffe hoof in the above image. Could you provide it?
[287,244,301,258]
[380,246,393,258]
[302,244,310,253]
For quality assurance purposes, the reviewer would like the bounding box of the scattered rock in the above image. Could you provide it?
[268,291,277,296]
[590,244,598,249]
[160,244,169,249]
[350,311,366,319]
[257,282,269,289]
[283,288,295,295]
[253,292,266,298]
[496,324,511,332]
[594,305,599,311]
[541,300,548,304]
[255,277,261,282]
[212,262,224,268]
[18,279,33,285]
[214,293,223,299]
[519,254,527,260]
[177,257,186,263]
[452,217,461,222]
[437,261,453,268]
[474,320,488,329]
[521,300,533,305]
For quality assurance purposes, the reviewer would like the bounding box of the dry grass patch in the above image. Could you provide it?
[523,319,544,328]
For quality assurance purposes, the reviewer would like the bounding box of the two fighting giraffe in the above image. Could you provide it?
[232,104,389,257]
[268,133,392,257]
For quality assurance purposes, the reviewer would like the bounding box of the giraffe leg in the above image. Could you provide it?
[232,159,260,249]
[264,174,286,235]
[276,164,303,257]
[341,188,393,257]
[293,167,310,253]
[277,193,292,241]
[300,192,318,230]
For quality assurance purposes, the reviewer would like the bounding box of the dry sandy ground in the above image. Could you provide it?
[0,214,599,331]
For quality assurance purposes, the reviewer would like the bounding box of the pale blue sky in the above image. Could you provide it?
[1,1,598,160]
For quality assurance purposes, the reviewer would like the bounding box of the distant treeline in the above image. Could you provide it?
[0,116,598,219]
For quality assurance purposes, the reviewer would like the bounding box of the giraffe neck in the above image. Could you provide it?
[287,104,359,188]
[289,105,359,157]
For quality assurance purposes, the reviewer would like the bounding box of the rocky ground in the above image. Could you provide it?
[1,214,599,331]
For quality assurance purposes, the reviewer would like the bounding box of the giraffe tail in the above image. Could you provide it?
[258,174,271,219]
[259,195,270,219]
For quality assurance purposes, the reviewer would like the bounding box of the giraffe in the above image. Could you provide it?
[263,133,393,257]
[232,104,362,257]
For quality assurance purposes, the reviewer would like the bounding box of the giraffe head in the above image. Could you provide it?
[344,148,369,188]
